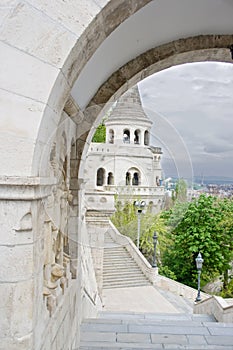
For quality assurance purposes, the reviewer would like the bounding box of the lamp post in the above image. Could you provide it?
[134,200,146,249]
[195,252,204,302]
[152,231,158,268]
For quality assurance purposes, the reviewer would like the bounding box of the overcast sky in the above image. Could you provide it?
[138,62,233,180]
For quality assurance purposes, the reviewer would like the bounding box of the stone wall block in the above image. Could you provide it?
[0,333,33,350]
[69,203,78,217]
[11,279,34,337]
[0,200,32,245]
[103,1,138,37]
[70,178,79,190]
[70,160,78,178]
[0,42,59,106]
[28,0,100,36]
[0,244,33,282]
[82,16,106,63]
[0,283,14,338]
[0,2,77,68]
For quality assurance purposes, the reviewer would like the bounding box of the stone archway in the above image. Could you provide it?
[1,1,233,349]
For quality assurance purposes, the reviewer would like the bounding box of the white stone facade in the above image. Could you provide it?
[84,86,165,212]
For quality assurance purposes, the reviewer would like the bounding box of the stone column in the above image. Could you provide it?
[85,190,115,295]
[0,176,54,350]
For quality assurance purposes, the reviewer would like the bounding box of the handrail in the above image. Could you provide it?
[194,295,233,323]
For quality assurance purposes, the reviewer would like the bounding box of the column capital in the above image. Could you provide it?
[0,176,56,200]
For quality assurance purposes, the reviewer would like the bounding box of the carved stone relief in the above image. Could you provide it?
[42,131,74,316]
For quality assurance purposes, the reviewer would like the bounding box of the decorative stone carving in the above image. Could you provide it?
[43,132,76,315]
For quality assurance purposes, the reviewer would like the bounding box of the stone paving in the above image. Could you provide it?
[102,286,181,314]
[79,286,233,349]
[80,311,233,349]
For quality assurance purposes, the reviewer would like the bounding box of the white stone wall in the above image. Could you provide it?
[85,143,161,188]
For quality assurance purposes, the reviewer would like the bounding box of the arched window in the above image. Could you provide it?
[109,129,114,144]
[126,172,131,185]
[107,172,114,185]
[144,130,149,145]
[96,168,105,186]
[123,129,130,143]
[148,201,154,213]
[132,172,139,186]
[134,129,140,144]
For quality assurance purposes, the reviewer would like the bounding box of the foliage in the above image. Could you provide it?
[111,194,233,295]
[159,265,177,280]
[111,198,168,264]
[173,178,188,203]
[162,194,233,288]
[92,122,106,143]
[111,200,137,241]
[161,200,189,230]
[139,213,167,264]
[220,277,233,298]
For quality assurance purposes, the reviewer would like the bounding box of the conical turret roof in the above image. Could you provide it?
[106,85,152,127]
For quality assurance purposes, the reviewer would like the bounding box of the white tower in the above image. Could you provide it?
[85,85,164,212]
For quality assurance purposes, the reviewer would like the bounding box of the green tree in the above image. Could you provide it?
[173,178,187,203]
[163,194,233,287]
[111,199,168,265]
[92,123,106,142]
[111,200,137,240]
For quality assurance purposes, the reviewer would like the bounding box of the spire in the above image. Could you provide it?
[106,85,152,127]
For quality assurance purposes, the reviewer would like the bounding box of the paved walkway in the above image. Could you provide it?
[102,285,193,314]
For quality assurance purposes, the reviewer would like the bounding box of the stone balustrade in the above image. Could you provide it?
[194,295,233,323]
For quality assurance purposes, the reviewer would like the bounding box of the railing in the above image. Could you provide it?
[104,185,164,196]
[194,295,233,323]
[156,274,210,303]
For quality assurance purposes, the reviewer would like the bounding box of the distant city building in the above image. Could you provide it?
[84,85,165,212]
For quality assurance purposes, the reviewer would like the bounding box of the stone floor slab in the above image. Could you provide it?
[79,341,163,348]
[81,323,128,333]
[187,335,207,345]
[207,326,233,336]
[80,331,116,342]
[116,332,151,343]
[151,334,188,344]
[205,335,233,346]
[102,286,179,313]
[128,324,210,335]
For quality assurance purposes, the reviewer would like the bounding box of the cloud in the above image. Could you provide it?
[139,62,233,178]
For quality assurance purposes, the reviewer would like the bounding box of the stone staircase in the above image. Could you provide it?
[103,232,151,289]
[80,311,233,349]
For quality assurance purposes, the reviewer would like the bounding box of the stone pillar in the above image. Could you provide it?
[85,190,115,295]
[0,176,54,350]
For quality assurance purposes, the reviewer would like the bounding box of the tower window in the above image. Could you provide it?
[107,172,114,185]
[144,130,149,145]
[134,129,140,144]
[132,172,139,186]
[123,129,130,143]
[126,172,131,185]
[96,168,105,186]
[109,129,114,144]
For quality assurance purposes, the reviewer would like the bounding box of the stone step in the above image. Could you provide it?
[104,251,130,256]
[98,312,216,322]
[103,268,142,275]
[103,241,150,289]
[103,255,131,260]
[103,262,137,268]
[103,272,147,279]
[80,312,233,349]
[103,281,151,289]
